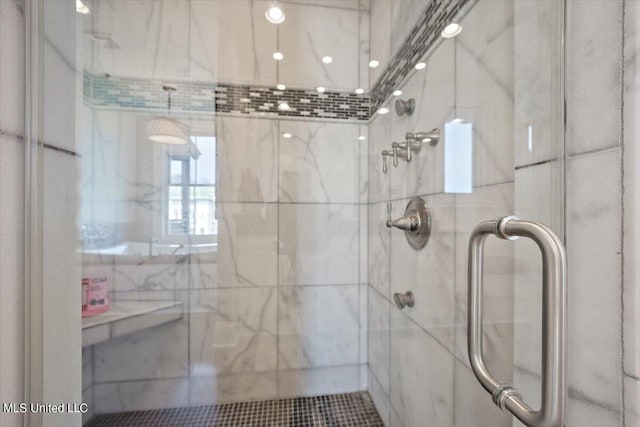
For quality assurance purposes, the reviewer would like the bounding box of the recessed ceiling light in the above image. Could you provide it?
[415,62,426,70]
[393,90,403,96]
[282,133,293,138]
[316,86,326,93]
[358,136,366,141]
[369,60,380,68]
[322,56,333,64]
[265,2,285,24]
[377,107,390,115]
[76,0,90,14]
[442,23,462,38]
[277,83,286,90]
[273,52,284,61]
[355,88,365,95]
[278,101,291,111]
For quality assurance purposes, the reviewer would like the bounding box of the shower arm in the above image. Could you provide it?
[406,128,440,146]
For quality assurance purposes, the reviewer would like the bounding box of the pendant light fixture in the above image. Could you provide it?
[147,85,190,145]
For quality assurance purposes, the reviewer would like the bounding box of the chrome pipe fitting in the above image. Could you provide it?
[406,128,440,146]
[393,291,415,309]
[395,98,415,116]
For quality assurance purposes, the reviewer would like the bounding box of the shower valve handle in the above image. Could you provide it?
[392,143,399,167]
[386,202,420,231]
[404,141,412,162]
[381,150,392,174]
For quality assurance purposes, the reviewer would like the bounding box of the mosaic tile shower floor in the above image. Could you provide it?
[85,392,384,427]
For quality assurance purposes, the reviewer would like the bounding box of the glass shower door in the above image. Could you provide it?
[366,0,565,426]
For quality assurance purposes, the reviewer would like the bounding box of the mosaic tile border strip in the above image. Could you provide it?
[215,84,369,121]
[369,0,474,114]
[83,71,370,122]
[84,392,384,427]
[83,71,216,113]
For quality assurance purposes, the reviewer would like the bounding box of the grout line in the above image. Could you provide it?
[619,0,627,424]
[276,117,281,397]
[0,128,24,142]
[366,179,516,205]
[279,1,366,12]
[566,145,621,160]
[452,43,459,427]
[215,201,369,205]
[624,371,640,382]
[112,283,368,294]
[357,120,362,389]
[0,129,80,159]
[514,158,558,171]
[42,143,81,158]
[367,366,390,404]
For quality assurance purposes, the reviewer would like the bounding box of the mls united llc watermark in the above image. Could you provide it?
[2,402,88,414]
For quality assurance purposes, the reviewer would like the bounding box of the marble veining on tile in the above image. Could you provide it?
[278,204,360,286]
[278,286,360,369]
[279,121,361,204]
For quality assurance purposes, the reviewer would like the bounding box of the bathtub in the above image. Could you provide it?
[82,241,218,264]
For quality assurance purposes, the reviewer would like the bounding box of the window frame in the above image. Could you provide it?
[164,135,217,243]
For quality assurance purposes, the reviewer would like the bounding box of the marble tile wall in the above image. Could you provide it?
[0,1,25,426]
[278,2,360,91]
[624,1,640,425]
[87,117,367,415]
[86,0,369,93]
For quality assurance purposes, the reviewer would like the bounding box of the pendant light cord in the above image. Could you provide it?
[162,85,176,115]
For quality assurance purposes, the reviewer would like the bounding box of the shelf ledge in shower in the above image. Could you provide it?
[81,300,183,347]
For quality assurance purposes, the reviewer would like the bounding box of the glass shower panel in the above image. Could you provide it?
[456,0,565,424]
[367,0,564,426]
[76,0,370,423]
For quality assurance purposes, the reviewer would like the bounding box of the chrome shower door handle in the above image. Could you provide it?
[467,216,567,427]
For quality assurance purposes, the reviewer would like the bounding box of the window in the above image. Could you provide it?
[166,136,217,237]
